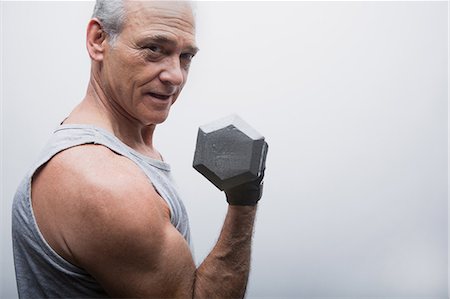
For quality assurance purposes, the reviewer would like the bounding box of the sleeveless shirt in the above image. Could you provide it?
[12,124,192,298]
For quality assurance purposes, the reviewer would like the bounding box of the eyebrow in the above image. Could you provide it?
[143,34,199,54]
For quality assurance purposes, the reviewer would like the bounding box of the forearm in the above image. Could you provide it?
[193,205,257,299]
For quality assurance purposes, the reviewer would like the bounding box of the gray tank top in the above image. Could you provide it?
[12,124,192,298]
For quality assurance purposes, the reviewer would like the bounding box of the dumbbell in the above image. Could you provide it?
[193,114,268,191]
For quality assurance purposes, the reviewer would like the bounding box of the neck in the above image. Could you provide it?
[65,73,160,160]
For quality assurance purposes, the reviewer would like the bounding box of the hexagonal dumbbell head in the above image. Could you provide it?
[193,114,268,191]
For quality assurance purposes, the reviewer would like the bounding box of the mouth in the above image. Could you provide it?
[147,92,172,101]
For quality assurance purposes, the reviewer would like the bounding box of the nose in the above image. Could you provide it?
[159,56,184,86]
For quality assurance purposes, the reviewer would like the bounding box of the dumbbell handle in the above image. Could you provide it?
[225,142,267,206]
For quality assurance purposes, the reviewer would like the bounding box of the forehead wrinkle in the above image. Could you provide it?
[124,1,195,29]
[123,9,196,45]
[140,18,196,36]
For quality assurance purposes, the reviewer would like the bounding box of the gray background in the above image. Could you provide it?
[1,1,448,298]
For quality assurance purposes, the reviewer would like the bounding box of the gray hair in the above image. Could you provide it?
[92,0,126,45]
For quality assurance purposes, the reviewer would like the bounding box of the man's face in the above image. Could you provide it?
[100,1,198,126]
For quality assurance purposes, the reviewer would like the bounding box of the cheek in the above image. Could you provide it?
[111,57,146,95]
[103,54,129,87]
[110,49,142,78]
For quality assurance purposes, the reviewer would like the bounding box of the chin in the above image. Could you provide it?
[144,111,171,126]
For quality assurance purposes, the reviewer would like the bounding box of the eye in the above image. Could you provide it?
[146,45,162,53]
[180,52,195,64]
[141,44,163,57]
[141,44,165,61]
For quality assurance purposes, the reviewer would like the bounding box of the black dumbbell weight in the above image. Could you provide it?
[193,114,268,205]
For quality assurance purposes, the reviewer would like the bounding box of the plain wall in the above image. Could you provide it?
[1,1,448,298]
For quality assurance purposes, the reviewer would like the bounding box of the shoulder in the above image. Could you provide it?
[32,144,170,266]
[33,144,196,297]
[40,144,153,201]
[36,143,169,221]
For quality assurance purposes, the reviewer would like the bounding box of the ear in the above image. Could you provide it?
[86,18,108,61]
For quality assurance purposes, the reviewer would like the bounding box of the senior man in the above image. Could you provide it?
[12,1,265,298]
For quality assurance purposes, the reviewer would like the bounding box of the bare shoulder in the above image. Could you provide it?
[43,144,147,193]
[33,144,161,215]
[32,144,195,297]
[32,144,172,268]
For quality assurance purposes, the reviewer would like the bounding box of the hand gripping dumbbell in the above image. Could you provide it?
[193,115,268,206]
